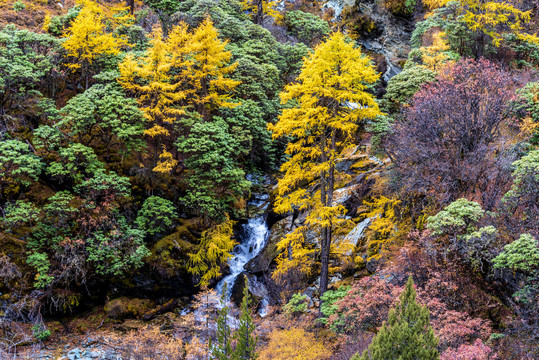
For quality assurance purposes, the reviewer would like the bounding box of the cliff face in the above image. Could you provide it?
[324,0,417,83]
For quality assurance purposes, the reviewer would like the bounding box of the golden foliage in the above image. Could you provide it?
[153,149,178,174]
[117,327,184,360]
[419,31,453,71]
[185,336,210,360]
[187,217,237,287]
[240,0,281,22]
[269,31,381,280]
[118,18,239,173]
[423,0,452,10]
[259,327,331,360]
[186,18,240,119]
[362,196,401,261]
[62,0,128,71]
[462,0,539,47]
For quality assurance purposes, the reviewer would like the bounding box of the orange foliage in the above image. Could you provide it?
[116,327,184,360]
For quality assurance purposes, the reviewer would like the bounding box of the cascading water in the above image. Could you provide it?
[215,195,270,301]
[181,194,271,321]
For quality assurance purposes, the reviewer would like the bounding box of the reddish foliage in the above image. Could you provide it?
[329,276,402,334]
[386,59,517,209]
[330,240,497,355]
[441,339,498,360]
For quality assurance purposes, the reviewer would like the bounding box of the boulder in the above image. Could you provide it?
[230,273,269,309]
[342,218,372,254]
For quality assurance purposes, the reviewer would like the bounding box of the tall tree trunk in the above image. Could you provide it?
[319,130,336,314]
[126,0,134,14]
[319,132,329,315]
[84,61,89,90]
[255,0,264,25]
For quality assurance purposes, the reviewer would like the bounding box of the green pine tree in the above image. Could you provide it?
[352,276,439,360]
[233,277,258,360]
[211,284,234,360]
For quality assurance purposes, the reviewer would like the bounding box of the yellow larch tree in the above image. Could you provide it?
[118,20,240,174]
[240,0,281,24]
[269,31,381,305]
[462,0,539,47]
[63,0,129,89]
[419,31,454,71]
[186,18,240,121]
[118,27,186,174]
[187,217,237,287]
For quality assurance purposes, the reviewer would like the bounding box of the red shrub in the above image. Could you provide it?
[441,339,498,360]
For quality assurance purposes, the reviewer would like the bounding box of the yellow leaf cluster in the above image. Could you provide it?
[419,31,453,71]
[240,0,282,22]
[273,226,315,282]
[269,32,381,283]
[63,0,128,70]
[187,217,237,287]
[462,0,539,47]
[118,18,240,173]
[362,196,401,261]
[259,328,331,360]
[423,0,452,10]
[153,149,178,174]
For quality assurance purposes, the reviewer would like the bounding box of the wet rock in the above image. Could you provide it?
[332,184,362,205]
[67,348,82,360]
[366,257,381,273]
[324,0,415,83]
[303,286,318,298]
[245,216,292,274]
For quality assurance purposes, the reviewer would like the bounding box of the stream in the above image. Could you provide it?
[215,194,271,315]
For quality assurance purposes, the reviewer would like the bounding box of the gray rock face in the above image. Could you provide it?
[343,217,372,253]
[324,0,356,17]
[323,0,415,83]
[230,272,270,309]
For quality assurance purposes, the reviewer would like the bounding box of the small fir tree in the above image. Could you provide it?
[211,283,234,360]
[233,277,258,360]
[353,276,439,360]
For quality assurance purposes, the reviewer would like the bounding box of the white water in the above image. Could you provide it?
[215,195,270,301]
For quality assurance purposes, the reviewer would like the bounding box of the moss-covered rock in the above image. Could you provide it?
[146,220,198,278]
[104,297,155,320]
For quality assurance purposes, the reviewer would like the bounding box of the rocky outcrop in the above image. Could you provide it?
[323,0,416,83]
[342,217,372,254]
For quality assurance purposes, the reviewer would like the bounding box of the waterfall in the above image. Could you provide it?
[215,195,270,300]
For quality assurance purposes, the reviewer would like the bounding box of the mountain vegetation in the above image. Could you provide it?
[0,0,537,358]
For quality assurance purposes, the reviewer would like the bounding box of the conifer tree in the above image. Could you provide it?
[118,27,185,173]
[269,31,381,304]
[211,283,234,360]
[187,18,240,120]
[233,277,258,360]
[118,19,240,173]
[188,218,237,287]
[352,276,439,360]
[63,0,128,89]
